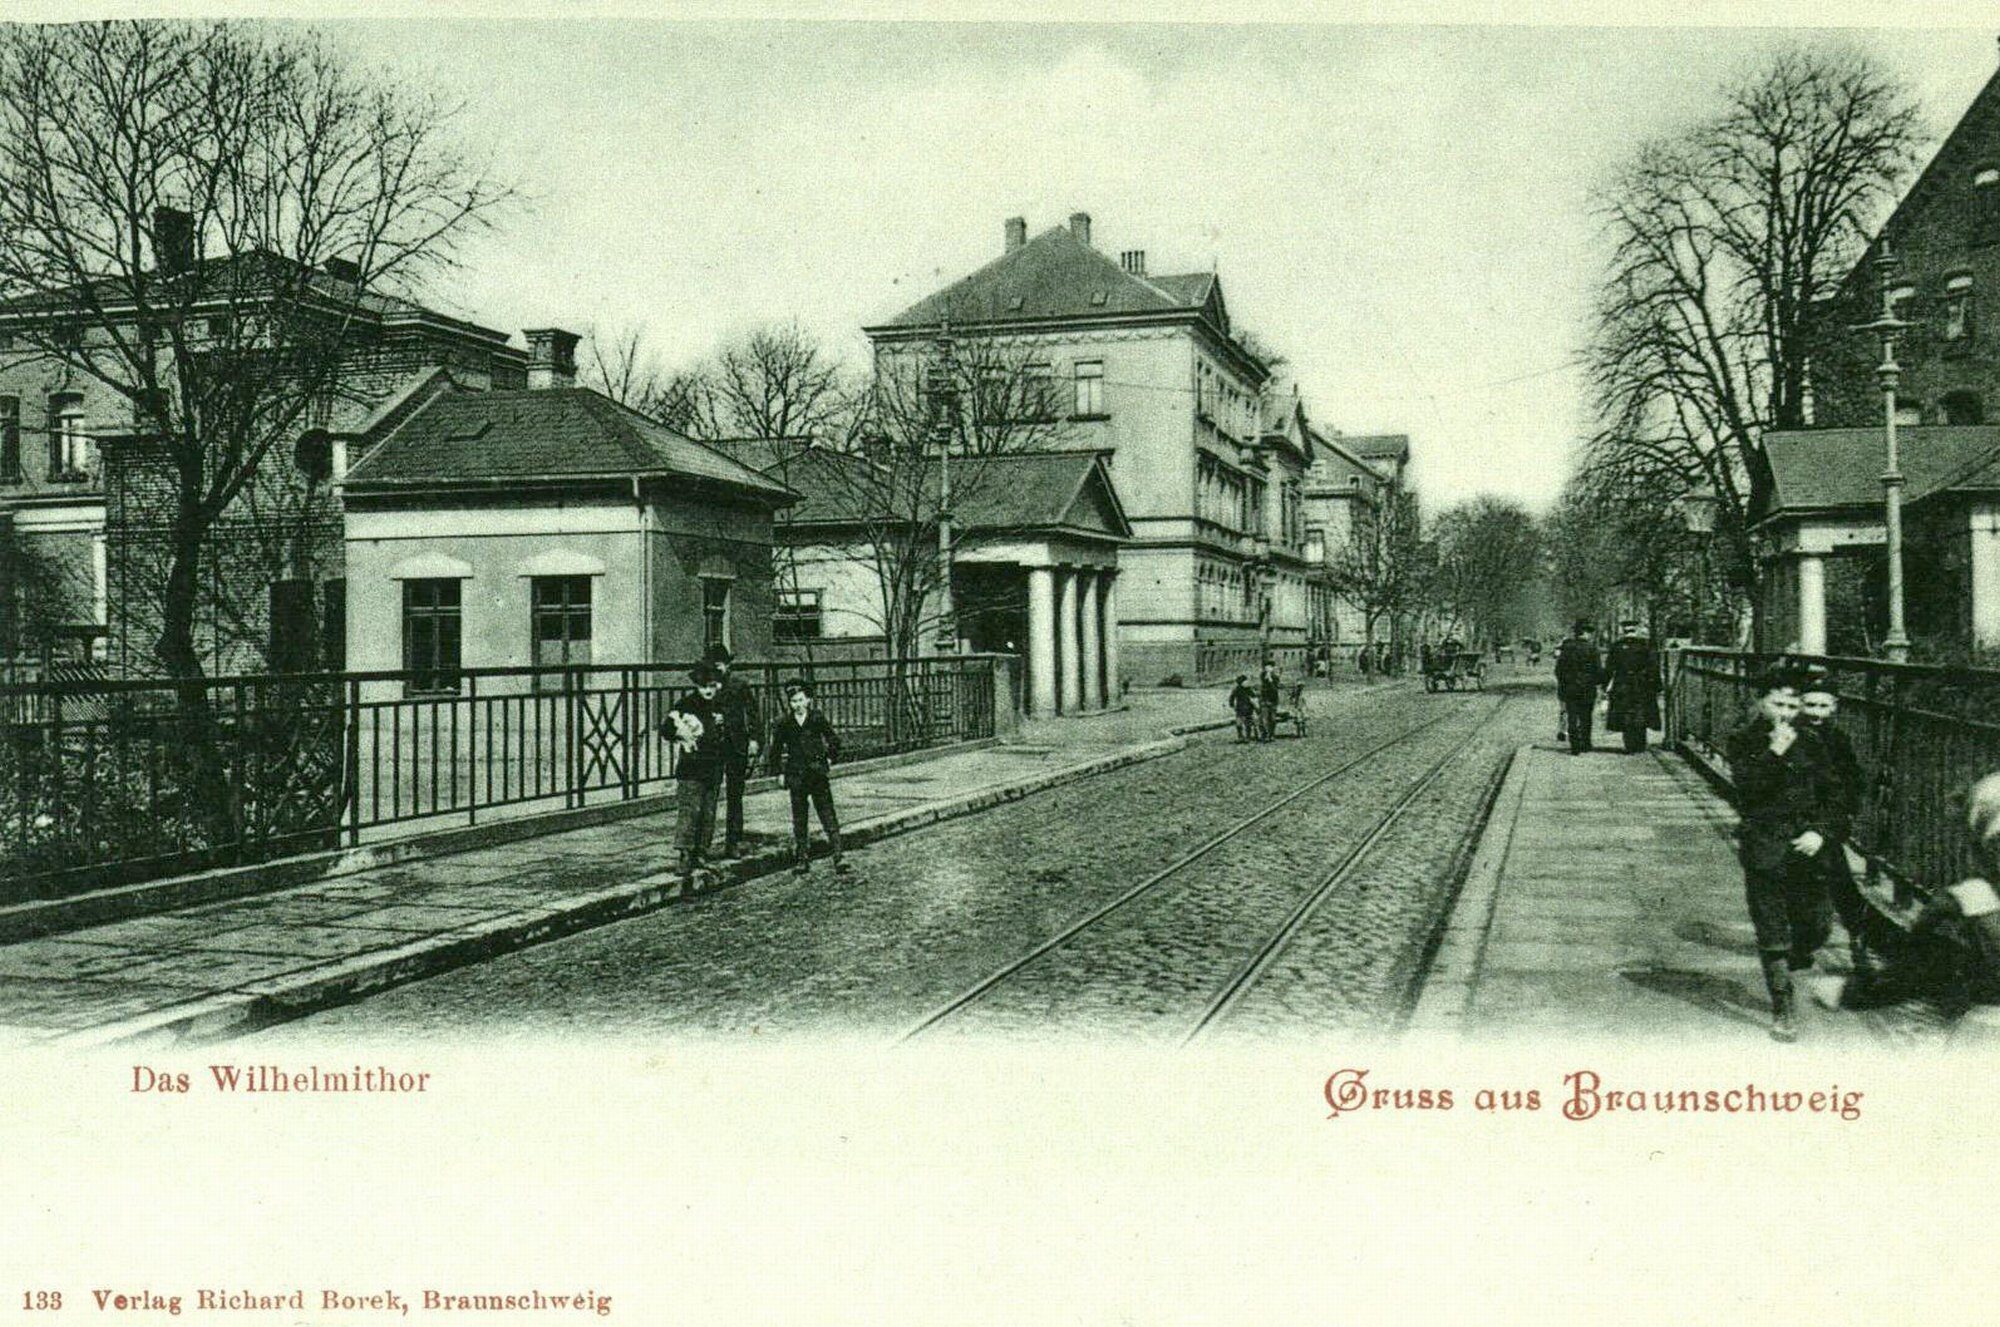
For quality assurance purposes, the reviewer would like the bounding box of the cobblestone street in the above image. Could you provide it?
[250,682,1540,1045]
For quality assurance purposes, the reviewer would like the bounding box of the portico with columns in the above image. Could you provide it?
[1760,425,2000,654]
[1006,556,1121,716]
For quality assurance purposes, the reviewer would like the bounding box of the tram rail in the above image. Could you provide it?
[898,697,1505,1044]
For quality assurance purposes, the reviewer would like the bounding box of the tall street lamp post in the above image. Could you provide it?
[1853,244,1913,663]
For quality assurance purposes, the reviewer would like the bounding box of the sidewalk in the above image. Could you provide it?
[1412,740,1946,1047]
[0,727,1201,1048]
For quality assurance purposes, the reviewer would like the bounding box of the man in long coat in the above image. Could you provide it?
[1603,620,1661,753]
[1553,619,1603,755]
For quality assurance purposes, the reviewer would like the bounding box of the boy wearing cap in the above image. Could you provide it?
[1228,675,1257,743]
[1797,680,1872,972]
[1726,668,1833,1041]
[665,663,727,892]
[767,679,852,878]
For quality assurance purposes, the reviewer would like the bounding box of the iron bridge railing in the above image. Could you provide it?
[1,654,999,899]
[1668,649,2000,905]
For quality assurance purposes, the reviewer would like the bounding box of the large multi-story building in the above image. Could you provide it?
[0,208,533,674]
[1303,430,1407,654]
[865,212,1322,684]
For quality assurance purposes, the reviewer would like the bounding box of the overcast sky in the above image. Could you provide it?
[326,20,2000,511]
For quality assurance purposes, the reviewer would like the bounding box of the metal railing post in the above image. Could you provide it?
[466,673,479,827]
[345,676,362,847]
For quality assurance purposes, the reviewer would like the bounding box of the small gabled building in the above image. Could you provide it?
[721,440,1131,715]
[340,385,793,694]
[1757,424,2000,654]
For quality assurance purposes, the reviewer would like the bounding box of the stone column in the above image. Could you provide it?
[1057,566,1081,714]
[1972,504,2000,650]
[1027,565,1057,716]
[1797,553,1827,656]
[1101,573,1121,702]
[1079,568,1103,710]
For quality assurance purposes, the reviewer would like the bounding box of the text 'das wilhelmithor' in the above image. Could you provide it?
[1321,1068,1867,1123]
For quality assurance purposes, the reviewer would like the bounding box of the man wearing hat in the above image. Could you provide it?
[1553,619,1604,755]
[704,644,762,858]
[1603,619,1661,754]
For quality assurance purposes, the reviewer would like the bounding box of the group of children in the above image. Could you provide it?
[1726,664,2000,1041]
[662,646,851,893]
[1228,662,1285,743]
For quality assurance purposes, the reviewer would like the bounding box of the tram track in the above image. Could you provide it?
[898,695,1508,1044]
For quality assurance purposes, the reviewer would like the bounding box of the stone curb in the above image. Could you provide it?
[0,737,1001,946]
[1404,744,1532,1038]
[52,733,1191,1049]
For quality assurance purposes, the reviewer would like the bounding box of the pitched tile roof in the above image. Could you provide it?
[874,225,1217,330]
[1762,425,2000,517]
[1344,433,1410,460]
[719,442,1129,538]
[343,388,793,501]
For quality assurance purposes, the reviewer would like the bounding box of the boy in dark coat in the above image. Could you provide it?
[1228,674,1257,742]
[666,663,727,892]
[1726,667,1833,1042]
[1797,680,1873,972]
[767,679,851,877]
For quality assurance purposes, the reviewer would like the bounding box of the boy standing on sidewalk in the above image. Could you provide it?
[666,662,727,893]
[1725,667,1832,1042]
[767,679,852,878]
[1257,660,1281,743]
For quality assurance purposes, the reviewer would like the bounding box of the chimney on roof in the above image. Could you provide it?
[1005,216,1026,253]
[1120,250,1146,276]
[1069,211,1092,247]
[152,207,195,276]
[524,328,579,390]
[321,256,361,284]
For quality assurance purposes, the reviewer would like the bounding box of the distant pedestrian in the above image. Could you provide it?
[767,679,851,878]
[1359,644,1374,678]
[1727,666,1833,1042]
[704,644,762,858]
[1603,620,1660,753]
[1228,674,1257,743]
[1553,619,1604,755]
[665,662,727,892]
[1257,660,1281,743]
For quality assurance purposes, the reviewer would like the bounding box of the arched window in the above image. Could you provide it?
[1943,274,1975,343]
[1975,167,2000,240]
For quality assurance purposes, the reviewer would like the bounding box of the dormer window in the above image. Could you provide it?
[1089,290,1108,307]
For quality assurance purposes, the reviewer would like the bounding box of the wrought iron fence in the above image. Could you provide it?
[1669,649,2000,902]
[1,654,999,898]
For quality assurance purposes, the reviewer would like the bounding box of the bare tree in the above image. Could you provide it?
[709,321,849,441]
[0,20,513,682]
[1584,44,1922,635]
[1325,488,1429,668]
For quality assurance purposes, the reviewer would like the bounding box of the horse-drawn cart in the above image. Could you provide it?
[1423,651,1486,693]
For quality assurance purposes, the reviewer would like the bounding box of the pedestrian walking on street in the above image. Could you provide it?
[705,644,763,858]
[1257,660,1281,743]
[1603,620,1660,754]
[666,662,728,892]
[1228,674,1257,743]
[767,679,851,878]
[1553,619,1604,755]
[1726,667,1835,1042]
